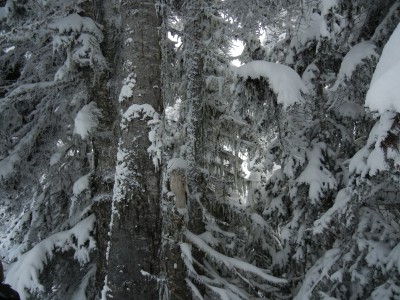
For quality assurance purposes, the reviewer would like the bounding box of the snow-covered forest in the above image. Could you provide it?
[1,0,400,299]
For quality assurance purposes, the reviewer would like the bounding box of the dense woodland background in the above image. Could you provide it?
[0,0,400,299]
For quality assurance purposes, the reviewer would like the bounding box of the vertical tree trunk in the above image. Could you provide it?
[158,1,207,298]
[84,0,120,296]
[183,0,206,236]
[100,1,162,299]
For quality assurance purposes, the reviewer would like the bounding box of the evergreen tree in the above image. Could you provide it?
[0,1,105,299]
[1,0,400,299]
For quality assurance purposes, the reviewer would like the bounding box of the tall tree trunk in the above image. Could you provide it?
[100,1,162,299]
[184,1,206,234]
[162,1,207,298]
[158,1,207,298]
[88,0,120,297]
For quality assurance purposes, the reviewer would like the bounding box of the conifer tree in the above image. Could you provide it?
[0,1,105,298]
[1,0,400,299]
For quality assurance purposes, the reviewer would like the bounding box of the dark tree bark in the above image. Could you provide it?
[100,0,163,299]
[159,1,207,298]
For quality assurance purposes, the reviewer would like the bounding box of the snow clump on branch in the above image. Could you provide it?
[235,60,308,109]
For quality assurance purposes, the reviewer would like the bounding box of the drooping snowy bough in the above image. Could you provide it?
[235,60,308,109]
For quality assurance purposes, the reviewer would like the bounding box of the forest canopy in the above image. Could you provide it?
[0,0,400,299]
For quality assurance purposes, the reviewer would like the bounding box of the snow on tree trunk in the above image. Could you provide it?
[181,0,207,236]
[100,0,162,299]
[83,1,120,297]
[158,1,208,298]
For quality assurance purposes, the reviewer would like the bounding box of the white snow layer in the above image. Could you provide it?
[319,0,341,40]
[50,13,106,70]
[50,152,63,166]
[118,73,136,102]
[313,188,351,234]
[294,248,341,300]
[236,61,308,108]
[0,153,19,180]
[0,0,13,20]
[121,103,157,129]
[48,13,103,40]
[71,265,96,300]
[167,158,188,173]
[74,102,101,139]
[5,215,96,300]
[320,0,339,16]
[290,13,322,50]
[332,41,378,90]
[349,112,397,176]
[73,173,91,196]
[121,104,162,169]
[112,142,135,204]
[296,142,337,204]
[185,230,288,284]
[366,23,400,114]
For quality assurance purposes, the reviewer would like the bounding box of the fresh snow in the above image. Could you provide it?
[0,153,19,180]
[121,103,157,129]
[74,102,101,139]
[73,173,91,196]
[198,231,219,247]
[0,0,12,20]
[121,104,162,169]
[302,63,319,89]
[180,243,196,276]
[72,33,104,67]
[71,265,96,300]
[319,0,341,40]
[331,41,378,91]
[208,286,231,300]
[185,230,287,284]
[186,279,204,300]
[371,280,400,299]
[294,248,341,300]
[49,13,106,70]
[296,142,337,204]
[387,243,400,273]
[264,195,286,217]
[167,158,188,173]
[112,142,136,204]
[349,112,396,176]
[313,188,351,234]
[235,61,308,108]
[118,73,136,102]
[5,215,96,300]
[5,82,55,99]
[320,0,339,16]
[100,275,111,300]
[366,23,400,114]
[48,14,103,40]
[54,55,74,81]
[49,151,63,166]
[290,13,322,50]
